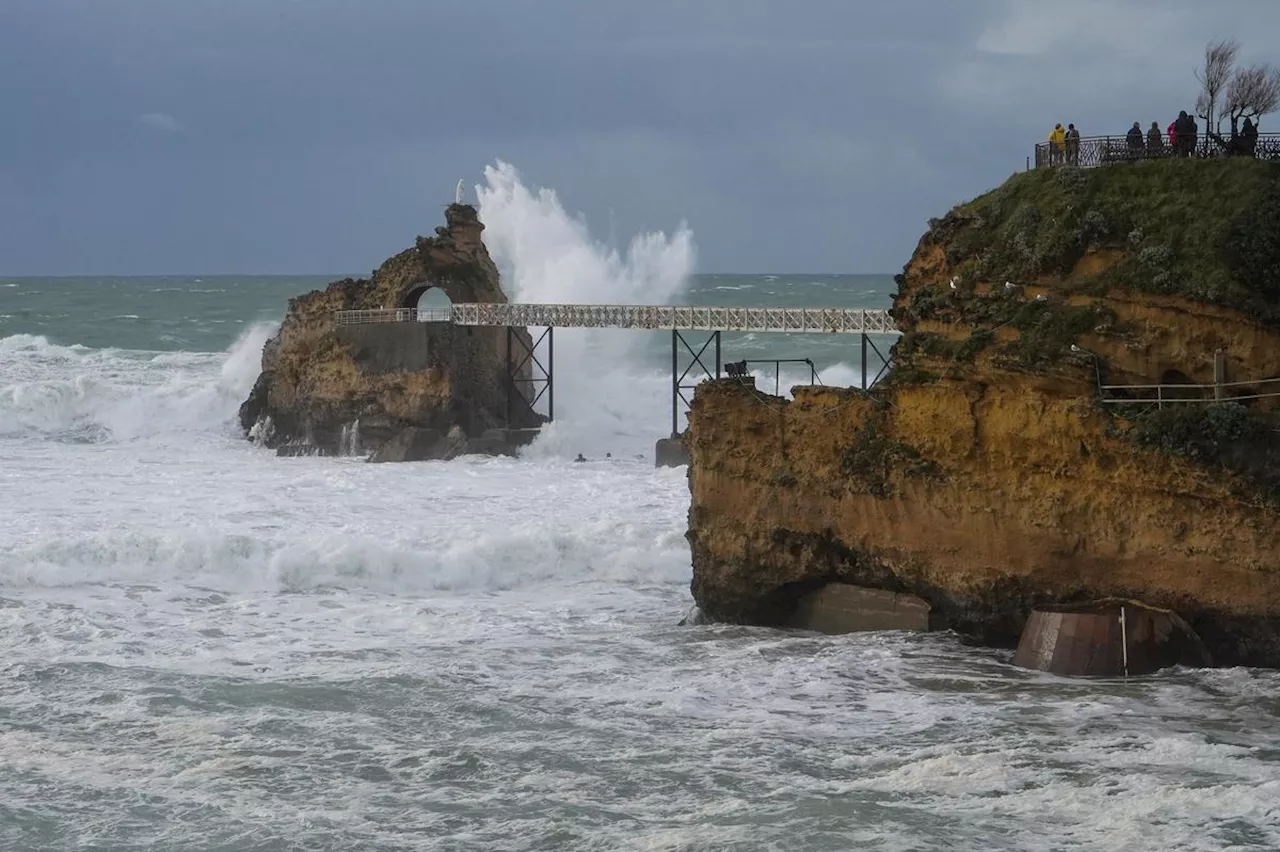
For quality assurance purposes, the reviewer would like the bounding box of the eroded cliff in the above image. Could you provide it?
[687,159,1280,667]
[239,204,542,455]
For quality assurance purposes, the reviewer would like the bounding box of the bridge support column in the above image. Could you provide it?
[860,332,893,390]
[506,326,554,428]
[671,329,721,438]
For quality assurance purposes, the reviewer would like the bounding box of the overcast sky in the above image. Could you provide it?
[1,0,1276,275]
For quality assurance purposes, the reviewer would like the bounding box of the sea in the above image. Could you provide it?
[2,166,1278,851]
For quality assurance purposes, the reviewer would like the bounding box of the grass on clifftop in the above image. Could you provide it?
[932,158,1280,324]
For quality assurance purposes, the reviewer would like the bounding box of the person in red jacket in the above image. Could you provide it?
[1167,120,1177,149]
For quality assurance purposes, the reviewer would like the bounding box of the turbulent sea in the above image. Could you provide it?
[3,173,1279,851]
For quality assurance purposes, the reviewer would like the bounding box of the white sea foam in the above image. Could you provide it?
[477,161,695,456]
[0,323,274,442]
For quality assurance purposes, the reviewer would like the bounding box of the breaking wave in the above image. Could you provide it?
[0,324,275,443]
[477,161,696,457]
[0,517,691,593]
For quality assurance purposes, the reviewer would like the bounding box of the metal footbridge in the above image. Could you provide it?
[336,303,898,334]
[334,303,900,436]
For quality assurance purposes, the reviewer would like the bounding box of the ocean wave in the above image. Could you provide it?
[0,523,691,593]
[0,325,275,442]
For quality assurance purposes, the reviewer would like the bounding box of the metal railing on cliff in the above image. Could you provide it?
[1098,376,1280,408]
[1034,133,1280,169]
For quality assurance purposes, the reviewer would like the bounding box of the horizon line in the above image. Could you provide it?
[0,271,896,280]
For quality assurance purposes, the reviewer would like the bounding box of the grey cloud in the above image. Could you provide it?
[0,0,1274,275]
[138,113,185,134]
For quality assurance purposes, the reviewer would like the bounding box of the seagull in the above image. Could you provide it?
[1070,344,1082,353]
[1005,281,1016,291]
[1035,294,1048,301]
[949,277,958,290]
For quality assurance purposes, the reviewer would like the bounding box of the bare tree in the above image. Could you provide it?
[1226,64,1280,132]
[1196,39,1239,135]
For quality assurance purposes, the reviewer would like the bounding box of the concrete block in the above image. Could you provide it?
[655,436,689,468]
[788,583,930,634]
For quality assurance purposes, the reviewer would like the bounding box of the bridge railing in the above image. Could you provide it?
[1034,132,1280,169]
[1098,376,1280,408]
[334,304,899,333]
[335,307,453,325]
[449,303,900,334]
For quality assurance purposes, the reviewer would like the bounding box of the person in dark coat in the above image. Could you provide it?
[1175,111,1199,157]
[1173,111,1195,157]
[1146,121,1164,157]
[1127,122,1144,159]
[1241,117,1259,156]
[1065,123,1081,165]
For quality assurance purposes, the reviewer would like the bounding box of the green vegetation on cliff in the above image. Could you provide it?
[930,159,1280,323]
[1121,403,1280,506]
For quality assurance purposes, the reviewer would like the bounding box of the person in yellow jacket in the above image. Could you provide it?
[1048,123,1066,165]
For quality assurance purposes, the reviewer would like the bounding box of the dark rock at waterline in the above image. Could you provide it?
[367,428,446,463]
[366,426,536,463]
[678,607,710,627]
[238,371,271,436]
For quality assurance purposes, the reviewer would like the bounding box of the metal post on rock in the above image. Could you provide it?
[671,329,679,438]
[861,333,868,390]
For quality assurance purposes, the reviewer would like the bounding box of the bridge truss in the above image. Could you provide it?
[332,303,900,435]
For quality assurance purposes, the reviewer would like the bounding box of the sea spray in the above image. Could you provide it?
[0,322,277,442]
[476,161,696,458]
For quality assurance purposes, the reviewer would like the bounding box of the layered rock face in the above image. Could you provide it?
[239,204,543,455]
[687,159,1280,667]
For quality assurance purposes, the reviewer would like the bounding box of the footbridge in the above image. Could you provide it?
[334,303,900,441]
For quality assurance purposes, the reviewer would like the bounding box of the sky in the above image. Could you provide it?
[1,0,1277,275]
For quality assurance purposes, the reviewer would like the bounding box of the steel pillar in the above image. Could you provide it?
[860,333,893,390]
[671,329,721,438]
[506,326,554,427]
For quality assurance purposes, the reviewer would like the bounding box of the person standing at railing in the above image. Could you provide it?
[1048,123,1066,165]
[1065,124,1080,165]
[1127,122,1144,159]
[1241,118,1259,156]
[1147,121,1164,157]
[1174,111,1197,157]
[1167,118,1177,150]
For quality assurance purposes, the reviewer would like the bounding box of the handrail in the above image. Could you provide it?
[1097,375,1280,408]
[1100,377,1280,391]
[333,303,901,334]
[335,307,453,325]
[1033,132,1280,169]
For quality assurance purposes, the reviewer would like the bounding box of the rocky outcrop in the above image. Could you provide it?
[687,159,1280,667]
[239,204,544,456]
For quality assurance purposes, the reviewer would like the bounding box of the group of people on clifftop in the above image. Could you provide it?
[1046,112,1261,164]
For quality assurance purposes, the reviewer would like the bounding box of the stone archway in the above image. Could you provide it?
[399,282,454,321]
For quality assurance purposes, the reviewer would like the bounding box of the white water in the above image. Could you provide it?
[478,161,696,456]
[2,167,1278,851]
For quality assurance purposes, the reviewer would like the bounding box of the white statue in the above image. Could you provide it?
[455,179,465,205]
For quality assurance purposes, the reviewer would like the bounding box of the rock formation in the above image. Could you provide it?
[239,204,544,457]
[686,159,1280,667]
